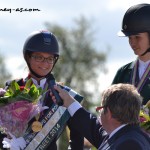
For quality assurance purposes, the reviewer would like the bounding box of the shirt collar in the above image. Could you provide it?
[139,59,150,68]
[31,77,46,89]
[109,124,127,139]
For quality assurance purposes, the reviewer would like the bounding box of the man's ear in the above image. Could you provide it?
[106,107,112,119]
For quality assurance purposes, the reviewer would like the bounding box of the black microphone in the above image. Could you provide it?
[49,79,63,106]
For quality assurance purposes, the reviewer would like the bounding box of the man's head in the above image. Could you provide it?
[98,83,142,133]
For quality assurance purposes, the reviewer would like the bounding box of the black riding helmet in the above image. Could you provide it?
[118,3,150,36]
[23,30,59,78]
[118,3,150,56]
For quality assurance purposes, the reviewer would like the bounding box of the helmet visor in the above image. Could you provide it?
[117,30,142,37]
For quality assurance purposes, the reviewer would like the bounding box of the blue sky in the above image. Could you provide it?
[0,0,149,90]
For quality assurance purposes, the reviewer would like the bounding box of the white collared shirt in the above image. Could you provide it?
[68,101,82,116]
[31,77,47,89]
[109,124,127,139]
[138,59,150,79]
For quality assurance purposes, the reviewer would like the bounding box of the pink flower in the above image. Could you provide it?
[11,101,33,121]
[139,116,147,123]
[0,101,39,137]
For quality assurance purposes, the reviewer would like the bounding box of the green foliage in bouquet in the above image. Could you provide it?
[0,79,44,106]
[139,100,150,133]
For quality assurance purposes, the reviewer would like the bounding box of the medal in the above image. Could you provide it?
[31,86,49,133]
[32,121,42,132]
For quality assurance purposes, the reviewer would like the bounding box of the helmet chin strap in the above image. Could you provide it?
[141,47,150,56]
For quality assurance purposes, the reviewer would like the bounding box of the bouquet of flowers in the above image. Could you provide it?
[0,79,48,138]
[139,100,150,135]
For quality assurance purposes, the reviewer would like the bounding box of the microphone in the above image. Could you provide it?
[49,79,63,106]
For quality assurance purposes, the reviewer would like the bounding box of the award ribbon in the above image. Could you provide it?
[23,85,83,150]
[24,104,70,150]
[131,59,150,92]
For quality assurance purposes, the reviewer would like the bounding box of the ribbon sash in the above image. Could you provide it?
[24,104,70,150]
[23,84,83,150]
[23,74,83,150]
[131,59,150,92]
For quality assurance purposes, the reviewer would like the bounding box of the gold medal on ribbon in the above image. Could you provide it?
[32,121,42,132]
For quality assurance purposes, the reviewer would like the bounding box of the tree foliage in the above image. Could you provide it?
[0,53,11,87]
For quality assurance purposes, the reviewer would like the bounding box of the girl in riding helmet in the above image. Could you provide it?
[112,3,150,105]
[0,30,84,150]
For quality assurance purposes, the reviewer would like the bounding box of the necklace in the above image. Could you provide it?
[31,84,49,133]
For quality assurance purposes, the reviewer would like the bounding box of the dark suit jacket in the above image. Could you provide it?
[69,108,150,150]
[100,125,150,150]
[112,61,150,105]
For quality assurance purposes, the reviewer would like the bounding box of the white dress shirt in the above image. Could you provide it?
[138,59,150,79]
[31,78,47,89]
[68,101,82,116]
